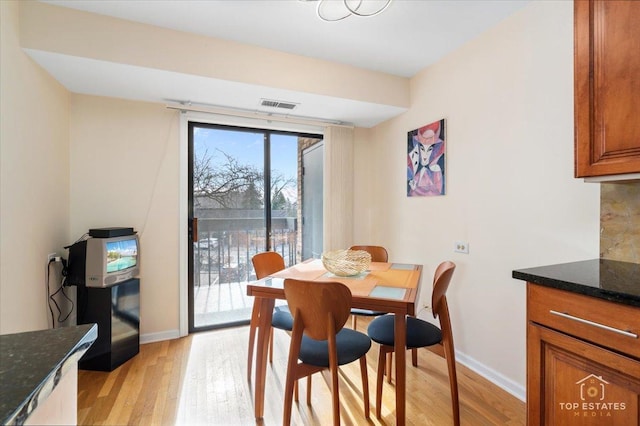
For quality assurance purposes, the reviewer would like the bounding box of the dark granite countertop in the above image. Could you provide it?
[0,323,97,425]
[513,259,640,308]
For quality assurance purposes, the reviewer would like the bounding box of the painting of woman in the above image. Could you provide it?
[407,119,446,197]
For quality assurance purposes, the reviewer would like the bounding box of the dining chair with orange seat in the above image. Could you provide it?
[366,261,459,425]
[348,245,389,330]
[247,252,293,381]
[282,279,372,426]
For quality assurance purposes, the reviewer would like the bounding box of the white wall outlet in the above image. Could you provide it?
[454,241,469,254]
[47,253,57,264]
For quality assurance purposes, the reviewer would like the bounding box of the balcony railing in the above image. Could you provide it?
[194,224,298,287]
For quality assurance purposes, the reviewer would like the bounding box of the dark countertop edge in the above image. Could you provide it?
[1,324,98,426]
[512,270,640,308]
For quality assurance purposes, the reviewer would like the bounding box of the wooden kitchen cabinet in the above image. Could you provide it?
[574,0,640,177]
[527,284,640,425]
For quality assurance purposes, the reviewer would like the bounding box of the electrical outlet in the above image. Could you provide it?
[454,241,469,254]
[47,253,57,264]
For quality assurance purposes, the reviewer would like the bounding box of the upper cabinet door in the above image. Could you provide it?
[574,0,640,177]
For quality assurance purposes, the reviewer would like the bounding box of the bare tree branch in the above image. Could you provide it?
[194,149,263,208]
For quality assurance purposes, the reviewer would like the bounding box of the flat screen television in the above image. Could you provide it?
[68,234,140,288]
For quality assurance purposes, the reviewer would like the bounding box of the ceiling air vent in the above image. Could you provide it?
[260,99,298,110]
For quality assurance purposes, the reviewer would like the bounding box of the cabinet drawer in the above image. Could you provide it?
[527,284,640,359]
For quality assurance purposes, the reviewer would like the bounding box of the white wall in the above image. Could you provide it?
[353,1,600,397]
[69,95,181,339]
[0,0,71,334]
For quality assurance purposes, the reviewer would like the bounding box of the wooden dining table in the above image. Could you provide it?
[246,258,423,426]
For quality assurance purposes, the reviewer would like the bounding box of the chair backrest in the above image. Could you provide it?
[283,279,352,341]
[252,252,286,279]
[431,261,456,319]
[349,245,389,262]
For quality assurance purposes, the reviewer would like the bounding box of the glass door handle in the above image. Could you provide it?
[191,218,198,243]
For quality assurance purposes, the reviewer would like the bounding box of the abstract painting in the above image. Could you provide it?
[407,119,446,197]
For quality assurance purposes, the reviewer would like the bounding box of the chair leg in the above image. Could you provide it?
[283,370,296,426]
[269,327,274,363]
[330,367,340,426]
[283,320,304,426]
[247,302,260,382]
[306,375,312,405]
[359,356,370,419]
[382,348,417,384]
[351,315,357,330]
[375,347,386,418]
[443,337,460,426]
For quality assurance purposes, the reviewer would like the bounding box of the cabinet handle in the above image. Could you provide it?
[550,310,638,339]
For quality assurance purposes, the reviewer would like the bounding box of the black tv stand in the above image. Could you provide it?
[77,278,140,371]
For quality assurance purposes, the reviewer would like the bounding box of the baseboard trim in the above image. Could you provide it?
[140,329,180,344]
[455,350,526,402]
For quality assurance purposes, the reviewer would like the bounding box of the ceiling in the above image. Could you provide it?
[33,0,530,127]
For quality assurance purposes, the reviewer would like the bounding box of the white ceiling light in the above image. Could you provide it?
[305,0,393,22]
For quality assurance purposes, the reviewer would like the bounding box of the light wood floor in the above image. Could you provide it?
[78,319,525,425]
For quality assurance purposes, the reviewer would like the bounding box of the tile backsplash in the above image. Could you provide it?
[600,182,640,264]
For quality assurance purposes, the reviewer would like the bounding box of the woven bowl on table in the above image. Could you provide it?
[321,249,372,277]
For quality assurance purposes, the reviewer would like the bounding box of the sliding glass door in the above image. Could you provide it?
[188,122,321,332]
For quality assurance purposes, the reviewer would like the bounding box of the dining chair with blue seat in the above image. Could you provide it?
[283,278,371,426]
[367,261,459,425]
[247,252,293,381]
[348,245,389,330]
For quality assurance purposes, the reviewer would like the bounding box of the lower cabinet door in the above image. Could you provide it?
[527,323,640,425]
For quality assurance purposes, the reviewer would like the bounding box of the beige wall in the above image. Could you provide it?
[70,95,181,338]
[353,1,600,397]
[1,1,71,334]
